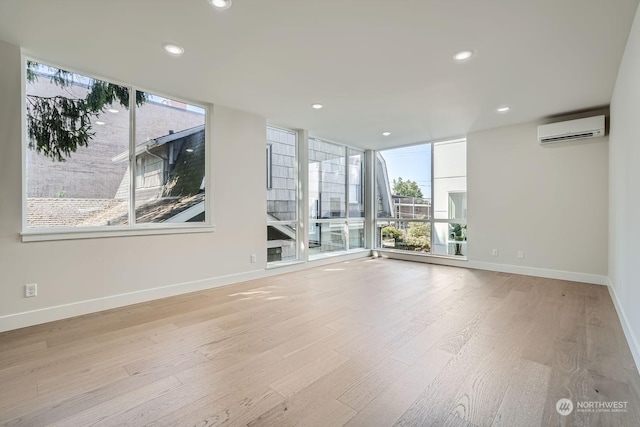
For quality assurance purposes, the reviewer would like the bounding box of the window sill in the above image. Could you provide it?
[266,260,305,269]
[373,248,468,261]
[21,224,216,242]
[308,248,370,261]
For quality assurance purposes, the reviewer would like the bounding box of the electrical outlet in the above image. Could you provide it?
[492,249,498,257]
[25,283,37,298]
[250,254,257,263]
[517,250,525,259]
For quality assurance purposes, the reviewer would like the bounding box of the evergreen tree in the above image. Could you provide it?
[392,177,423,198]
[26,61,147,162]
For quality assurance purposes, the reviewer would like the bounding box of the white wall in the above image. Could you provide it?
[0,39,270,330]
[609,4,640,368]
[467,121,609,279]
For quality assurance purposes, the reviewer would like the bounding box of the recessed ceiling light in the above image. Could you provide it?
[497,106,511,113]
[209,0,232,9]
[453,50,474,61]
[107,108,119,114]
[312,103,323,110]
[186,148,194,153]
[163,43,185,56]
[95,121,106,125]
[382,132,391,136]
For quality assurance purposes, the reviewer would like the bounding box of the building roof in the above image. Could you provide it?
[108,193,205,225]
[112,125,204,163]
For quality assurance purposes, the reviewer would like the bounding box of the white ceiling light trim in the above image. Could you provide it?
[453,50,474,61]
[209,0,232,10]
[163,43,185,56]
[382,132,391,136]
[496,106,511,113]
[311,103,323,110]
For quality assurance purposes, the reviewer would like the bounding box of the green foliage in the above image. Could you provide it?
[381,225,403,240]
[405,222,430,250]
[449,223,467,241]
[392,177,423,198]
[26,62,147,162]
[27,95,95,162]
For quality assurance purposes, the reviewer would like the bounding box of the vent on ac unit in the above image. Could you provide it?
[538,115,605,144]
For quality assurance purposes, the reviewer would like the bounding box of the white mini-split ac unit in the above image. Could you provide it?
[537,115,605,144]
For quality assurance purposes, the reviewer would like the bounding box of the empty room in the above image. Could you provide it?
[1,0,640,426]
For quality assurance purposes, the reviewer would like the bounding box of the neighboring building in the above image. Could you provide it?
[432,140,467,255]
[110,125,207,225]
[266,127,297,262]
[267,130,365,262]
[25,69,206,227]
[375,139,467,256]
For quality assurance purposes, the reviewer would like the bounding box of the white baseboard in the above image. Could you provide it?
[606,279,640,372]
[0,269,264,333]
[466,261,608,285]
[0,251,373,333]
[0,250,607,332]
[373,250,608,285]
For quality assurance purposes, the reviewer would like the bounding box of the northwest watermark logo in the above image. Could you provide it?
[556,398,574,416]
[556,398,629,416]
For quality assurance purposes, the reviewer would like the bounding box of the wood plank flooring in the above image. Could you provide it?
[0,258,639,426]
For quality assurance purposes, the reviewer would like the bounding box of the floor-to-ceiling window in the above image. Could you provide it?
[432,139,467,256]
[266,126,298,264]
[308,138,365,258]
[375,138,466,257]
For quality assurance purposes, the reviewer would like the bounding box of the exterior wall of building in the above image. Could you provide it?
[309,138,347,219]
[432,140,467,255]
[26,72,205,200]
[266,127,296,222]
[266,127,297,262]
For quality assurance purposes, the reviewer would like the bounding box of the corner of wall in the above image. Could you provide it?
[607,278,640,372]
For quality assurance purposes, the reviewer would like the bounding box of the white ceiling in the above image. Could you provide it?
[0,0,638,150]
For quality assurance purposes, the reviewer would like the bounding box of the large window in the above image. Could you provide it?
[267,127,298,264]
[24,61,208,234]
[309,139,365,258]
[375,139,466,257]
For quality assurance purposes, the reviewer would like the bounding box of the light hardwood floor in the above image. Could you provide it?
[1,258,639,426]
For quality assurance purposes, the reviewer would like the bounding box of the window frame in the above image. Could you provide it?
[374,137,467,259]
[307,137,366,260]
[266,143,273,190]
[21,56,214,242]
[266,125,299,266]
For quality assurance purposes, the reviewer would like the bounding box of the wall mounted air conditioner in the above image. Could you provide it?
[537,115,605,144]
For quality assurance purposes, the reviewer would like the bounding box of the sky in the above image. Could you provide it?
[379,144,432,198]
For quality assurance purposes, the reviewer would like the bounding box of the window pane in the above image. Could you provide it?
[376,220,431,253]
[375,144,432,220]
[309,139,346,219]
[309,221,346,256]
[267,224,297,263]
[433,222,467,256]
[134,92,206,224]
[348,222,365,249]
[376,220,397,249]
[448,192,467,221]
[26,62,130,228]
[348,149,365,218]
[267,127,297,221]
[433,140,466,220]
